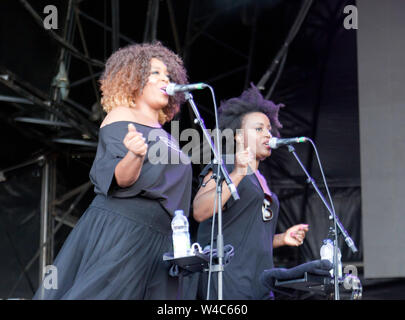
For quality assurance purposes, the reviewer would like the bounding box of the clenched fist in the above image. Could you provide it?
[123,123,148,158]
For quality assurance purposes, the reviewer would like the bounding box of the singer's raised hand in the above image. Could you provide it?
[233,146,254,176]
[123,123,148,157]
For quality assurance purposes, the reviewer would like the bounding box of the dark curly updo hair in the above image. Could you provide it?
[99,41,188,124]
[218,84,284,138]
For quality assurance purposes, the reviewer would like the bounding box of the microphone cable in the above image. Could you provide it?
[206,84,221,301]
[306,138,337,218]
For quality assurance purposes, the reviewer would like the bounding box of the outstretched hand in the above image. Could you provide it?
[282,224,309,247]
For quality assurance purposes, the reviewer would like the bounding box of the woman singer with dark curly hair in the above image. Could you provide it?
[33,42,192,300]
[192,85,309,300]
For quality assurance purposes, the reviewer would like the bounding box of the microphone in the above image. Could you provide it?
[165,82,208,96]
[269,136,308,149]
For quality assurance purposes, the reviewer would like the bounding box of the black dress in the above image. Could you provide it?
[33,121,192,300]
[188,156,279,300]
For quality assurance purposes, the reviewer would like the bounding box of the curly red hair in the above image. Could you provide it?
[99,42,188,124]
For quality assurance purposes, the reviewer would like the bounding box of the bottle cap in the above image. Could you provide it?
[174,210,184,215]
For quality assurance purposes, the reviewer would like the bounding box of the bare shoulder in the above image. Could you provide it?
[100,107,137,128]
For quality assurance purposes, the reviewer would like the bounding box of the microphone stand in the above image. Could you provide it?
[184,92,239,300]
[287,145,357,300]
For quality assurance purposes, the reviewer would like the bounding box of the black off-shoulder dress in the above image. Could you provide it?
[33,121,192,300]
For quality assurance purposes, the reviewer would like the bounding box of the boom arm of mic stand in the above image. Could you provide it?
[184,92,239,201]
[287,144,357,300]
[287,145,357,253]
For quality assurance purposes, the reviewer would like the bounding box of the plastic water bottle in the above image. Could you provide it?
[320,239,342,278]
[171,210,191,258]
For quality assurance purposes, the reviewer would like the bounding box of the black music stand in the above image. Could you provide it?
[163,244,235,299]
[163,251,212,300]
[275,272,334,298]
[163,252,211,274]
[261,259,338,299]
